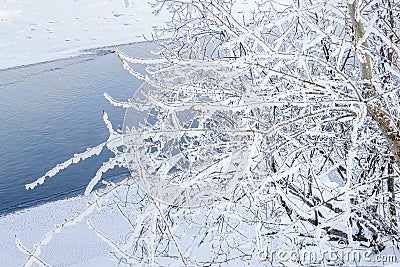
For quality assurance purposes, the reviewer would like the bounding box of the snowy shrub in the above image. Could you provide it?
[20,0,400,266]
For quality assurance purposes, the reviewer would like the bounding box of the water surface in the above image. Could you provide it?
[0,42,151,214]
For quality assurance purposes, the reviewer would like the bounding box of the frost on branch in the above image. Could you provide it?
[20,108,127,266]
[25,111,122,190]
[25,142,106,190]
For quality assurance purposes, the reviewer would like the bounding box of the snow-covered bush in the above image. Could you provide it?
[20,0,400,266]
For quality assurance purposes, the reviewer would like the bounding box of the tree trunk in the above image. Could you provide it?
[349,0,399,228]
[348,0,400,169]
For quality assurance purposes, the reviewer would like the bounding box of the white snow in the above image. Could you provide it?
[0,194,130,266]
[0,0,168,70]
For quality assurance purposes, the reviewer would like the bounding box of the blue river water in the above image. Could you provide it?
[0,42,150,215]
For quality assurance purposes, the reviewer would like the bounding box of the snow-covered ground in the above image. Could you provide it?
[0,193,129,266]
[0,0,167,70]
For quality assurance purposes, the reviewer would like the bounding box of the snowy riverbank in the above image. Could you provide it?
[0,0,167,70]
[0,1,165,265]
[0,193,128,266]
